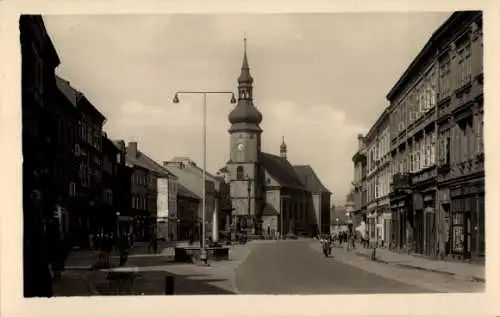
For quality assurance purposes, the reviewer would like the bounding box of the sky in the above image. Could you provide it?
[44,12,451,206]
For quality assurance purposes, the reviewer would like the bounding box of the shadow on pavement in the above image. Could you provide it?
[93,271,236,295]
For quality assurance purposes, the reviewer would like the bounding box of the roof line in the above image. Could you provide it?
[386,11,480,101]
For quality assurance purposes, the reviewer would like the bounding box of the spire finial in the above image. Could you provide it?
[244,32,247,53]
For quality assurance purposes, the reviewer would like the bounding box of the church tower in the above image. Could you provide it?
[280,136,287,160]
[227,37,263,234]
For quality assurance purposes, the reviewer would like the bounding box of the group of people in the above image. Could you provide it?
[90,230,142,268]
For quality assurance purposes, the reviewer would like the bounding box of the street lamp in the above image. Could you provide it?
[245,174,253,236]
[172,90,236,266]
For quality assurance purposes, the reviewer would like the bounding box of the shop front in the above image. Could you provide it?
[422,191,437,258]
[447,178,485,261]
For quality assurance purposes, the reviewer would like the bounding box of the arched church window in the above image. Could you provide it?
[236,166,244,180]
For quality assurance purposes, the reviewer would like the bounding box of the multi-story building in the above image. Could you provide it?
[435,12,484,261]
[360,107,391,247]
[124,141,178,241]
[51,76,80,240]
[101,134,132,233]
[55,76,107,242]
[111,140,133,235]
[387,11,483,260]
[163,158,219,240]
[352,134,367,226]
[176,184,201,240]
[21,14,62,297]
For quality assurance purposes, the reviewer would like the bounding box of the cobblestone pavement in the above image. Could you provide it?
[309,242,484,293]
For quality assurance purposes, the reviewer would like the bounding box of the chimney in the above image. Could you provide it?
[357,134,364,150]
[128,141,138,158]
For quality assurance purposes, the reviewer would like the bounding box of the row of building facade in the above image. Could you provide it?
[22,15,232,253]
[350,11,484,261]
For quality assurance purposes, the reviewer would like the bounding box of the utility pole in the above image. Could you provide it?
[172,90,236,265]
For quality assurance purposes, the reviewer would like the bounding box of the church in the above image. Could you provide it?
[220,40,332,237]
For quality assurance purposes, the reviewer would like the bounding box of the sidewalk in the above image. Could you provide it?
[308,241,483,293]
[354,247,485,282]
[55,242,252,296]
[64,241,182,269]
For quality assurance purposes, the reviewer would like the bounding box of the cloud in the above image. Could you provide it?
[44,12,450,205]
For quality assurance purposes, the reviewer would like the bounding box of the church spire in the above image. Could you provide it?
[242,35,249,69]
[238,34,253,86]
[280,136,287,160]
[228,36,262,132]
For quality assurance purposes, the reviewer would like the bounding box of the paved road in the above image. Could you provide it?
[234,240,433,294]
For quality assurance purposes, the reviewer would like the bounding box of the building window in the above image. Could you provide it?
[439,55,451,98]
[457,43,472,89]
[430,136,436,166]
[69,182,76,197]
[236,166,244,180]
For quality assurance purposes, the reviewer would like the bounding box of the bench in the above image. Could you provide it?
[174,247,229,263]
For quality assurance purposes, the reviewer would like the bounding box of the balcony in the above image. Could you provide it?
[437,160,451,174]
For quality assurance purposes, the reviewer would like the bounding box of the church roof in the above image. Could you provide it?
[262,202,280,216]
[292,165,331,194]
[259,152,304,190]
[228,100,263,126]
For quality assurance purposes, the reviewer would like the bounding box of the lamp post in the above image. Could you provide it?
[173,91,236,265]
[245,174,253,236]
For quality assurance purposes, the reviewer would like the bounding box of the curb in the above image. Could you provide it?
[354,251,485,283]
